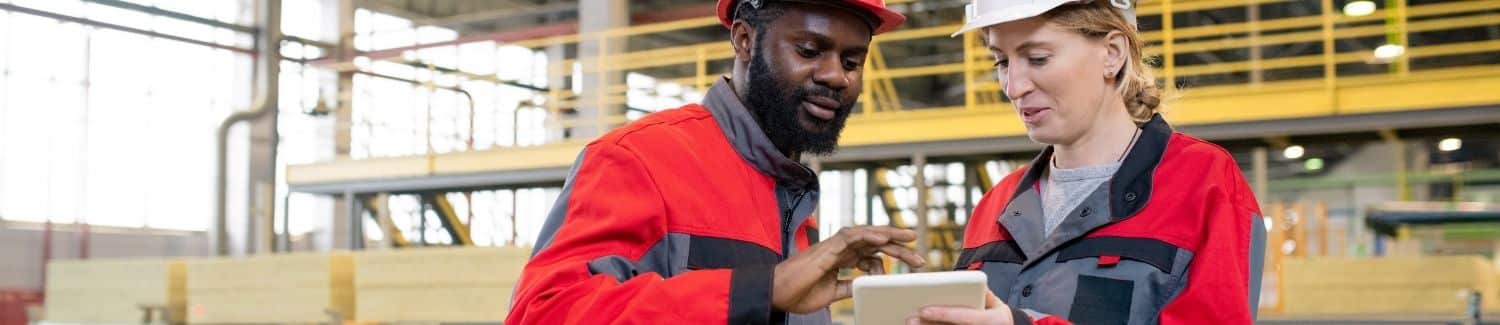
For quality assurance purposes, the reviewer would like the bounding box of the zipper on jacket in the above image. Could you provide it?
[782,188,808,258]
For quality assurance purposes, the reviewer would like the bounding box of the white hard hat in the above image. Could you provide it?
[951,0,1136,37]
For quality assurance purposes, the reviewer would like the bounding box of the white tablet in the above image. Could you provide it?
[852,271,988,324]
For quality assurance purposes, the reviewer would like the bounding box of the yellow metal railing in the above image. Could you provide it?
[523,0,1493,129]
[289,0,1500,193]
[351,0,1500,150]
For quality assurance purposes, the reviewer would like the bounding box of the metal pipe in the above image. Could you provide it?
[1253,147,1268,207]
[80,0,335,50]
[79,222,89,259]
[40,221,52,295]
[214,0,281,256]
[511,190,519,245]
[351,70,478,148]
[1249,1,1263,84]
[0,2,255,55]
[1378,129,1410,201]
[353,70,477,105]
[280,192,291,252]
[81,0,255,34]
[345,190,363,250]
[913,153,930,272]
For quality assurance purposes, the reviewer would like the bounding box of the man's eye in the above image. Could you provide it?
[843,59,862,71]
[797,47,819,58]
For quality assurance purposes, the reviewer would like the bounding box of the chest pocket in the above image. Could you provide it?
[1055,237,1190,325]
[954,241,1026,298]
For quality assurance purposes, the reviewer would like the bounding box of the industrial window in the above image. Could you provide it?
[0,0,251,231]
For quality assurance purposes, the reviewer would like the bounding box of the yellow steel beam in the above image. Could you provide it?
[1163,0,1176,96]
[287,155,431,185]
[870,41,904,112]
[430,140,588,175]
[1137,0,1290,15]
[288,1,1500,188]
[876,23,963,43]
[964,31,978,110]
[427,193,475,246]
[696,47,709,92]
[551,115,632,128]
[552,94,629,111]
[566,5,1495,85]
[843,65,1500,146]
[502,0,1302,51]
[976,162,994,193]
[866,63,971,80]
[536,1,1499,90]
[291,64,1500,187]
[363,195,410,248]
[558,43,734,75]
[873,168,906,228]
[1391,0,1410,75]
[1149,13,1500,56]
[1335,65,1500,114]
[293,63,1500,191]
[510,16,721,49]
[1139,1,1500,41]
[868,41,888,113]
[1321,0,1337,112]
[862,47,876,114]
[1378,129,1411,201]
[289,63,1499,187]
[1170,39,1500,77]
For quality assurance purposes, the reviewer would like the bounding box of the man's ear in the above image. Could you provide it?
[731,20,755,63]
[1102,30,1129,80]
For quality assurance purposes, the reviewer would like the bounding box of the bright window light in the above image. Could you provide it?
[1439,138,1462,152]
[1374,44,1406,60]
[1343,1,1377,17]
[1283,145,1305,159]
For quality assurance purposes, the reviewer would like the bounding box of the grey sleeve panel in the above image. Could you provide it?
[531,149,588,257]
[1248,212,1267,320]
[586,255,641,283]
[785,308,832,325]
[1015,308,1049,325]
[583,234,688,283]
[646,233,691,278]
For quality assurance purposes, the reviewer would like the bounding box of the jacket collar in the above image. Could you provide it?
[701,76,819,190]
[1008,113,1172,222]
[998,114,1173,264]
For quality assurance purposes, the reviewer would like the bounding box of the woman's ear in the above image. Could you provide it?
[1102,30,1129,80]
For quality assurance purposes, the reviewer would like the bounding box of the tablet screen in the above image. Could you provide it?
[852,271,988,324]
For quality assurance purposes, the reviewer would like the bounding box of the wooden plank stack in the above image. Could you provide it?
[1282,256,1499,315]
[45,258,186,323]
[353,246,529,323]
[185,252,354,324]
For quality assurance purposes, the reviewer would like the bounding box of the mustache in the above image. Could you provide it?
[797,86,853,107]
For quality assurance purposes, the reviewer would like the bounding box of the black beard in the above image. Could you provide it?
[743,45,854,156]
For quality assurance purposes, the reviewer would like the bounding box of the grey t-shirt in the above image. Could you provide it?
[1042,162,1121,236]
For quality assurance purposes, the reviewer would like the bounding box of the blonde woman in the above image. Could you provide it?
[916,1,1267,324]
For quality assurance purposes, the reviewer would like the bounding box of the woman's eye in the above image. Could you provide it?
[994,59,1008,68]
[1028,56,1048,66]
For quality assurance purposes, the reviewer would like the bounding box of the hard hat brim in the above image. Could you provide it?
[949,2,1071,37]
[848,1,908,34]
[717,0,908,35]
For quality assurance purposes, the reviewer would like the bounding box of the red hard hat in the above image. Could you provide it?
[716,0,907,35]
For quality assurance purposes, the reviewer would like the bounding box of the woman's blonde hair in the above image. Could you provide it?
[1042,1,1163,124]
